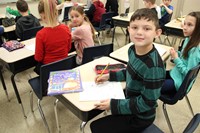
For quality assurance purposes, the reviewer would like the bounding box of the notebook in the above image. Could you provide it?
[47,69,83,96]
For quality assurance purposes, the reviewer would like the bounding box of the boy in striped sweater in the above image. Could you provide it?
[90,8,165,133]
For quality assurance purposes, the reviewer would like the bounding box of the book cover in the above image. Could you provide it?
[47,69,83,96]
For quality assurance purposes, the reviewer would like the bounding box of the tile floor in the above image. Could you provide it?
[0,2,200,132]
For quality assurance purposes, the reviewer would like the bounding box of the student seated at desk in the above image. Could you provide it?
[68,6,95,65]
[85,0,105,27]
[159,0,173,32]
[15,0,40,40]
[90,8,165,133]
[161,11,200,94]
[143,0,161,19]
[34,0,72,75]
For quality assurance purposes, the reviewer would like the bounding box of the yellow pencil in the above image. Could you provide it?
[97,63,110,80]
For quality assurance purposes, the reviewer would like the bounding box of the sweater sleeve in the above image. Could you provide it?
[6,7,21,17]
[34,32,44,63]
[174,46,200,76]
[110,66,165,115]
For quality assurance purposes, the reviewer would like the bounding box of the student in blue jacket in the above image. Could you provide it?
[90,8,165,133]
[161,11,200,94]
[0,26,4,45]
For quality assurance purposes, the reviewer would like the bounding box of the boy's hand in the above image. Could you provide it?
[95,74,109,84]
[170,48,178,59]
[94,99,110,110]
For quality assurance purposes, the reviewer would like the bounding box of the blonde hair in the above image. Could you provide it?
[69,6,96,39]
[38,0,58,27]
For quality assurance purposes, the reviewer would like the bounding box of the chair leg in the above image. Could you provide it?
[162,103,174,133]
[30,91,34,112]
[54,99,61,133]
[185,95,194,116]
[37,99,50,133]
[80,121,87,133]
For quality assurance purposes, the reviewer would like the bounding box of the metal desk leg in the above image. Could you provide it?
[112,27,116,44]
[54,99,61,133]
[0,69,10,102]
[80,121,87,133]
[11,74,27,118]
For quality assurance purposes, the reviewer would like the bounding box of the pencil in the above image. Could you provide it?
[97,63,110,80]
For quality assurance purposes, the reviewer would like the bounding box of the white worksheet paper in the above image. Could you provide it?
[79,82,125,101]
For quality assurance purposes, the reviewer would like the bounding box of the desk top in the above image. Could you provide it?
[165,18,184,30]
[112,12,134,22]
[110,42,172,63]
[0,24,16,32]
[61,56,126,112]
[0,38,35,63]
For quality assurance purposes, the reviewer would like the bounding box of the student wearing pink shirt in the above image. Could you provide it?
[68,6,95,65]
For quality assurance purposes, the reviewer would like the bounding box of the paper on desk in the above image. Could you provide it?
[155,45,167,56]
[25,42,35,52]
[79,82,125,101]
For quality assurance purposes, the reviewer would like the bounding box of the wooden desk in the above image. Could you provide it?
[112,12,134,43]
[54,56,126,132]
[0,38,36,118]
[110,42,172,63]
[164,18,184,37]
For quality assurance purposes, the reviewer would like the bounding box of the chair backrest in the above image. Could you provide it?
[175,64,200,100]
[21,26,43,41]
[82,43,113,65]
[183,113,200,133]
[40,55,76,98]
[63,6,72,21]
[161,64,200,104]
[125,7,130,14]
[98,12,115,30]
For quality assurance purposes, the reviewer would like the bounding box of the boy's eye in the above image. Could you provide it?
[131,26,137,29]
[145,28,150,30]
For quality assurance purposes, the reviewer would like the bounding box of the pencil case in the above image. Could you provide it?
[95,63,126,74]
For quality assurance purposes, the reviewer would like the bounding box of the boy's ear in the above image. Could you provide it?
[155,29,162,38]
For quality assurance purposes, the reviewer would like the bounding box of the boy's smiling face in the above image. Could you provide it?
[128,18,161,48]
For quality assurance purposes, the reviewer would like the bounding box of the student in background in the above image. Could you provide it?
[15,0,40,39]
[90,8,165,133]
[85,0,106,27]
[159,0,173,30]
[68,6,95,65]
[57,0,75,22]
[34,0,72,75]
[161,11,200,94]
[85,0,92,9]
[6,0,31,22]
[105,0,119,16]
[143,0,161,19]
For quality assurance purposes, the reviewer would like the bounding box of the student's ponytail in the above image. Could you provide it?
[84,16,96,39]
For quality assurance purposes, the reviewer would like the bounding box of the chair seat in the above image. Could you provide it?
[159,91,178,105]
[28,76,43,100]
[142,124,164,133]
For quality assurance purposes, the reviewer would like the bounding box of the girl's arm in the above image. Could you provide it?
[34,33,44,63]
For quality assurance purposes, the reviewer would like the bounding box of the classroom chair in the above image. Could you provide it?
[94,12,115,42]
[82,43,113,65]
[20,26,43,41]
[141,123,164,133]
[183,113,200,133]
[63,6,72,22]
[28,55,76,133]
[159,64,200,133]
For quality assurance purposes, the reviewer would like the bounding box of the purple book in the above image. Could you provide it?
[47,69,83,96]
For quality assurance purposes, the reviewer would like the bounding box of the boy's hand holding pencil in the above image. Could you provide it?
[95,63,110,84]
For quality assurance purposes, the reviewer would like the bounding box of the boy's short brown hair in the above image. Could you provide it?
[16,0,28,12]
[130,8,160,29]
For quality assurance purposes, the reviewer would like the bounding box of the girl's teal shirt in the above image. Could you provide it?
[170,37,200,91]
